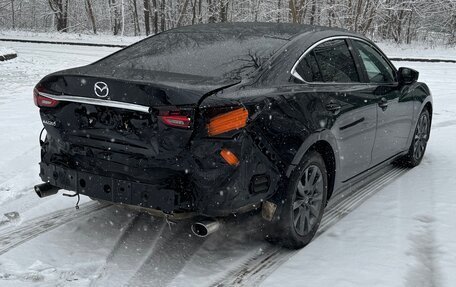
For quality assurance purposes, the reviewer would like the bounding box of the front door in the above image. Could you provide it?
[350,40,414,165]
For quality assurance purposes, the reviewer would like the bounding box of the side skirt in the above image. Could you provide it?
[333,150,409,195]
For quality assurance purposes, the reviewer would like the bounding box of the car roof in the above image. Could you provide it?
[162,22,350,41]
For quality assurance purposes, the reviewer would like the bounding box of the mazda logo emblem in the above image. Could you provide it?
[94,82,109,98]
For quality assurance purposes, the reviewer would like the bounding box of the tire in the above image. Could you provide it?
[269,150,328,249]
[398,109,431,167]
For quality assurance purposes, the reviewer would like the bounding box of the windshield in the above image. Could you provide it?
[100,32,288,80]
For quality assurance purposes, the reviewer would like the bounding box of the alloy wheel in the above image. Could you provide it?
[292,165,325,236]
[413,113,430,161]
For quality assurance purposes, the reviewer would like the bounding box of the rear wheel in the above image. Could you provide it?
[270,150,328,249]
[398,109,430,167]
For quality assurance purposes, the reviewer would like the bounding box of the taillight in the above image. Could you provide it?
[159,111,192,129]
[33,87,59,108]
[207,108,248,136]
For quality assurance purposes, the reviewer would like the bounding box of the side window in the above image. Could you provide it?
[353,40,395,83]
[311,39,360,83]
[296,50,322,82]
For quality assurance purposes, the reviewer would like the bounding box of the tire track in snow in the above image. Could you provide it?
[100,212,142,263]
[0,165,408,285]
[89,213,167,287]
[126,220,208,287]
[432,119,456,130]
[211,165,409,287]
[404,215,440,287]
[0,201,109,255]
[319,166,407,229]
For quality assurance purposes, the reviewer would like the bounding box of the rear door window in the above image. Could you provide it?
[308,39,360,83]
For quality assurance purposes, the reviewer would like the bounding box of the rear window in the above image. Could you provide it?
[296,51,323,82]
[100,32,288,80]
[313,39,360,82]
[296,39,360,83]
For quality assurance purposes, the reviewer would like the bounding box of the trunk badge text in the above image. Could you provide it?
[94,82,109,98]
[42,120,56,127]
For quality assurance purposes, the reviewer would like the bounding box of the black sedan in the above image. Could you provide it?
[33,23,432,249]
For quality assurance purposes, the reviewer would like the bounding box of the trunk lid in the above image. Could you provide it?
[41,65,240,106]
[38,66,239,162]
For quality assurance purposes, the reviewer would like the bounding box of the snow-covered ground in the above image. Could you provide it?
[377,42,456,61]
[0,46,16,56]
[0,46,16,61]
[1,29,455,61]
[0,30,141,46]
[0,39,455,287]
[263,126,456,287]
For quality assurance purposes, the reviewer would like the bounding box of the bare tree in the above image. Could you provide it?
[151,0,159,33]
[219,0,228,22]
[131,0,140,36]
[0,0,454,46]
[144,0,151,35]
[48,0,69,32]
[176,0,190,27]
[309,0,316,25]
[85,0,96,34]
[208,0,217,23]
[10,0,15,29]
[160,0,165,31]
[109,0,121,35]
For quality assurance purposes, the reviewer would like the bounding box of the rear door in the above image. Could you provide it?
[292,38,377,181]
[350,39,414,165]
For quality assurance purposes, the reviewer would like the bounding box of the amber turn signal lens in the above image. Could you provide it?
[207,108,248,136]
[220,149,239,166]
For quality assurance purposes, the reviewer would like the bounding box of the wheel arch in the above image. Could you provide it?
[405,83,433,148]
[422,101,433,141]
[312,141,336,201]
[411,99,432,145]
[424,101,433,122]
[287,131,339,202]
[414,83,433,121]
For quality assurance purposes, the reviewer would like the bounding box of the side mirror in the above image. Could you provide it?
[398,67,419,85]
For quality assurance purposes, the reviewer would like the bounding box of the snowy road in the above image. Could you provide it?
[0,41,455,287]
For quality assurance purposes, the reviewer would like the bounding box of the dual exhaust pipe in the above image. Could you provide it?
[34,182,220,237]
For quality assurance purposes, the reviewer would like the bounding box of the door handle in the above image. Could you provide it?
[326,102,341,113]
[378,97,388,111]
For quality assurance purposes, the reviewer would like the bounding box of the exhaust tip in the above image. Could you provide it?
[34,182,59,198]
[191,222,209,237]
[191,219,220,238]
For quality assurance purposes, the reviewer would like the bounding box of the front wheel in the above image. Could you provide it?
[269,150,328,249]
[398,109,431,167]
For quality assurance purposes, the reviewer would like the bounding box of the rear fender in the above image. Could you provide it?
[286,130,340,178]
[264,130,339,222]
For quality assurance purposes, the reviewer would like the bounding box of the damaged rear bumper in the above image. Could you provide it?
[39,162,177,213]
[38,132,281,217]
